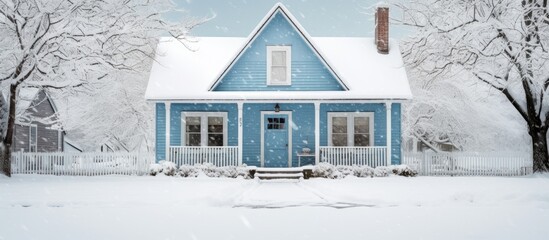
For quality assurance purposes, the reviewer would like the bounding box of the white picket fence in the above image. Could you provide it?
[319,146,387,167]
[11,152,153,176]
[403,152,533,176]
[169,146,239,167]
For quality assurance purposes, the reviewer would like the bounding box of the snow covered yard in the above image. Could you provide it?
[1,175,549,240]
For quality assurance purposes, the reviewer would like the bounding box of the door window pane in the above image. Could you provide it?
[267,117,285,130]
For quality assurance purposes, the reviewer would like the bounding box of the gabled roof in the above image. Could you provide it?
[209,3,348,91]
[15,88,58,118]
[145,4,412,101]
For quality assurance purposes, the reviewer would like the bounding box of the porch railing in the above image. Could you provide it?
[319,146,387,167]
[169,146,239,167]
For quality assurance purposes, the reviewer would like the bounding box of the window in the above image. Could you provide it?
[267,117,285,130]
[29,124,37,152]
[267,46,291,85]
[328,112,374,147]
[58,130,63,151]
[181,112,227,146]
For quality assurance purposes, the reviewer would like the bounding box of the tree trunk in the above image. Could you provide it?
[531,127,549,172]
[1,84,17,177]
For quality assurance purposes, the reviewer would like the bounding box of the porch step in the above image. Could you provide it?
[254,167,307,180]
[255,172,304,180]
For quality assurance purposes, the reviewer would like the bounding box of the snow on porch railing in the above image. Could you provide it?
[11,151,153,176]
[319,146,387,167]
[169,146,239,167]
[402,152,533,176]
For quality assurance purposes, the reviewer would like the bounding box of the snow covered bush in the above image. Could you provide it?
[354,165,375,178]
[160,161,177,176]
[313,162,342,179]
[336,165,354,177]
[391,165,418,177]
[374,166,391,177]
[218,166,239,178]
[216,165,251,179]
[149,163,162,176]
[196,163,220,177]
[179,165,199,178]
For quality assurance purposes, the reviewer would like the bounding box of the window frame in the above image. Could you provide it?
[266,45,292,86]
[181,112,228,147]
[327,112,374,147]
[29,124,37,152]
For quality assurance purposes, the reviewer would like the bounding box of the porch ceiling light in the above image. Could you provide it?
[274,103,280,112]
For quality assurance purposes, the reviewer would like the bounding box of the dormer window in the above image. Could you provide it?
[267,46,291,85]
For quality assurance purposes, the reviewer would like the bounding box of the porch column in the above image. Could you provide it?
[165,102,171,162]
[386,102,392,166]
[314,102,320,165]
[237,102,243,165]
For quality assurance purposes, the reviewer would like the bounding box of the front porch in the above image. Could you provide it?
[158,101,401,168]
[168,146,388,168]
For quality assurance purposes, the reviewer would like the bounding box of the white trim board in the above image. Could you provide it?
[260,111,293,168]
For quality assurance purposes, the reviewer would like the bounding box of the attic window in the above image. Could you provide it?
[267,46,291,85]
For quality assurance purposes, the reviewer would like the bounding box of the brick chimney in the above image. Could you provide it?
[375,5,389,54]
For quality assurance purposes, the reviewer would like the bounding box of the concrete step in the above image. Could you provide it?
[249,166,313,180]
[255,172,304,180]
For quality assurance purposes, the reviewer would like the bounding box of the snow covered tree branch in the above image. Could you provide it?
[0,0,206,176]
[396,0,549,172]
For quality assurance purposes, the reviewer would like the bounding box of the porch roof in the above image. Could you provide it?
[145,37,412,101]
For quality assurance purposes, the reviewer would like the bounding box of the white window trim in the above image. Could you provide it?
[29,124,37,152]
[181,112,228,147]
[266,45,292,86]
[327,112,374,147]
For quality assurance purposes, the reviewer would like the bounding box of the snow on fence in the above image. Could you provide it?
[11,152,153,176]
[403,152,533,176]
[169,146,239,167]
[319,146,387,167]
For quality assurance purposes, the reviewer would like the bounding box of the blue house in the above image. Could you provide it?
[145,3,412,168]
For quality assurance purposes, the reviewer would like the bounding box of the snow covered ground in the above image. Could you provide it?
[1,174,549,240]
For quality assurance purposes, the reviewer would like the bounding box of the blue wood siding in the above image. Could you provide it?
[169,104,238,147]
[155,103,237,162]
[242,103,315,167]
[155,102,402,165]
[213,12,345,91]
[391,103,402,164]
[155,103,166,161]
[319,103,402,164]
[319,103,387,147]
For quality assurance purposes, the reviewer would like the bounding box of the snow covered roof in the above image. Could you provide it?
[146,37,411,101]
[145,3,411,101]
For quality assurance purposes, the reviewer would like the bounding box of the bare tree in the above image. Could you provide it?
[397,0,549,172]
[0,0,201,176]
